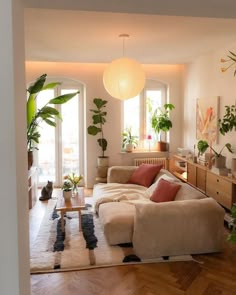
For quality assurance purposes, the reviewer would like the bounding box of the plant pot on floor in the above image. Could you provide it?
[28,151,33,170]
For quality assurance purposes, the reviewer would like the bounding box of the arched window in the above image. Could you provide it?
[123,79,167,150]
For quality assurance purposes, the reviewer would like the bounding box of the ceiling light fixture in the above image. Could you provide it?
[103,34,146,100]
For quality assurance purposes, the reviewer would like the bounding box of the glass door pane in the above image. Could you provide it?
[37,90,56,184]
[61,89,80,178]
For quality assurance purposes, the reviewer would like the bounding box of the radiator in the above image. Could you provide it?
[134,157,168,169]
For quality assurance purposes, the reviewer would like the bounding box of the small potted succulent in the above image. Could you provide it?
[62,180,73,200]
[197,140,233,168]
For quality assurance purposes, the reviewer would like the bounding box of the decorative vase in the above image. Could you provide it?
[63,190,72,201]
[97,156,109,167]
[72,185,78,196]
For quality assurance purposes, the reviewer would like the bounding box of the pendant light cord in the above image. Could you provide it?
[119,33,129,58]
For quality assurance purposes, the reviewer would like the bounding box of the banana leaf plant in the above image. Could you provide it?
[27,74,79,151]
[87,98,108,157]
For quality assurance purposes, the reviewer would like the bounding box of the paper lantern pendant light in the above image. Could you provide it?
[103,34,146,100]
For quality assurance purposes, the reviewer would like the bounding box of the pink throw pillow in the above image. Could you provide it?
[150,178,181,202]
[127,164,163,187]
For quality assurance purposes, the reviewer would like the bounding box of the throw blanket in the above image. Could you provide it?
[93,183,148,213]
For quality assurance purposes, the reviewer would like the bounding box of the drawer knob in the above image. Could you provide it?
[217,191,219,195]
[217,179,219,182]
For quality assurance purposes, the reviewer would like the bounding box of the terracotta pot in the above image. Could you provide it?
[156,141,168,152]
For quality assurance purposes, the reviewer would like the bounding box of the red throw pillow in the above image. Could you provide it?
[150,178,181,202]
[127,164,163,187]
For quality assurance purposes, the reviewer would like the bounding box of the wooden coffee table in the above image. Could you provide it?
[55,187,85,232]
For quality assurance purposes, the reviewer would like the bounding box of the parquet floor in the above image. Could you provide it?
[30,189,236,295]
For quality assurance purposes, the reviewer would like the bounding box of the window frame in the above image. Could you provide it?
[123,79,167,150]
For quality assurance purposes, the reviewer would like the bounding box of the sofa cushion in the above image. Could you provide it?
[99,202,135,245]
[150,179,181,203]
[146,173,180,197]
[175,182,206,201]
[127,163,163,187]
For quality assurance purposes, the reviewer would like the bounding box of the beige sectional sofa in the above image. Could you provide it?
[93,166,225,259]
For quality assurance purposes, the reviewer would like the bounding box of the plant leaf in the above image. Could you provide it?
[27,74,47,94]
[87,126,101,136]
[49,91,79,104]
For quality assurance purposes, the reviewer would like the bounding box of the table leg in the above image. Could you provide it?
[78,210,82,231]
[61,211,65,232]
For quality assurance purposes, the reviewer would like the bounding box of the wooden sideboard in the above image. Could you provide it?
[170,155,236,211]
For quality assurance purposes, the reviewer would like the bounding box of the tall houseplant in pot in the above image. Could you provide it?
[87,98,108,167]
[151,103,175,151]
[27,74,79,169]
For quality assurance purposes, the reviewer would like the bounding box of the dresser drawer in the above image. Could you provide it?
[206,172,232,209]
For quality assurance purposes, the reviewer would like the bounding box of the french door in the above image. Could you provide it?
[36,80,83,187]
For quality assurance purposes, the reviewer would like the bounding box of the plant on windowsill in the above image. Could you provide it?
[151,103,175,151]
[27,74,79,169]
[197,140,233,168]
[122,127,138,152]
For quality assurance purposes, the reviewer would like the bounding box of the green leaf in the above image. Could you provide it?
[40,106,60,116]
[44,118,56,127]
[225,143,233,153]
[49,91,79,104]
[87,126,101,136]
[98,138,107,152]
[42,82,61,90]
[27,94,36,126]
[27,74,47,94]
[93,98,107,109]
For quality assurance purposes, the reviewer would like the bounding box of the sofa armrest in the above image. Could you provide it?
[107,166,137,183]
[133,198,225,259]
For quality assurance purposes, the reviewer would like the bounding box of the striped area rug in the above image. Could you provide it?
[30,199,193,274]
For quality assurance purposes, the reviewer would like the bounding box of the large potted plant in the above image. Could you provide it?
[151,103,175,151]
[27,74,79,169]
[197,140,233,168]
[87,98,108,166]
[122,127,138,152]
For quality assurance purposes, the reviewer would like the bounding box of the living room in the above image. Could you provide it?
[2,1,236,294]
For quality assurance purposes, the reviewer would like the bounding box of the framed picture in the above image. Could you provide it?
[196,96,219,144]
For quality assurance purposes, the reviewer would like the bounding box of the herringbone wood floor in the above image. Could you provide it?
[30,189,236,295]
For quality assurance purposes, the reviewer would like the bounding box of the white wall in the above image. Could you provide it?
[0,0,30,294]
[25,62,184,187]
[183,46,236,168]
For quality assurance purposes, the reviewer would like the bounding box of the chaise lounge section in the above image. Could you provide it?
[93,165,225,259]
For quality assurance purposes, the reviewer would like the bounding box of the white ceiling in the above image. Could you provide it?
[23,1,236,64]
